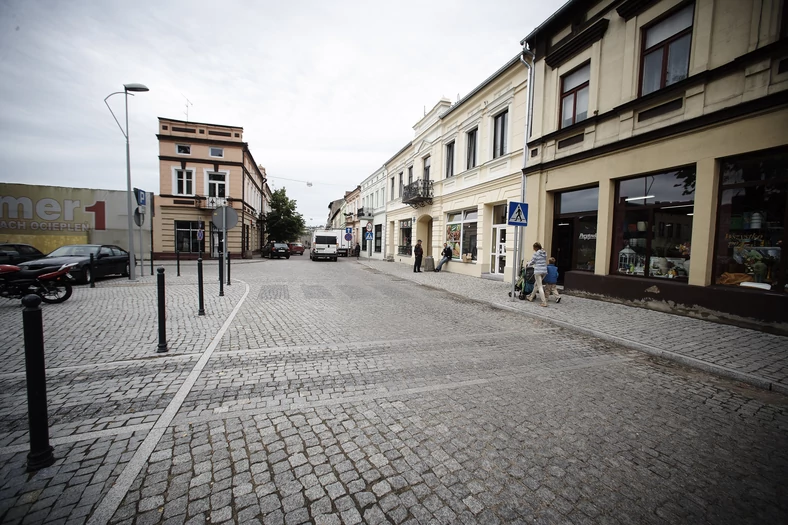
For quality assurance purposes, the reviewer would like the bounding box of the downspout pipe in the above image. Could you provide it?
[512,44,535,300]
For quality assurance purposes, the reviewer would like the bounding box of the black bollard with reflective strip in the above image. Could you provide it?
[197,257,206,316]
[156,267,168,353]
[22,295,55,471]
[219,252,224,297]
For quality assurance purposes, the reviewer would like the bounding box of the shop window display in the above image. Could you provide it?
[398,219,412,256]
[446,209,478,261]
[715,150,786,293]
[611,167,695,280]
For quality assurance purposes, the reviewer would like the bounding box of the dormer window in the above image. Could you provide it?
[560,63,590,129]
[640,4,694,96]
[176,144,191,155]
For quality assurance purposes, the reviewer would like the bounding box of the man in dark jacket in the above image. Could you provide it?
[413,239,423,272]
[434,243,453,272]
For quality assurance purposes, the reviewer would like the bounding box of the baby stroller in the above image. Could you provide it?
[508,263,535,299]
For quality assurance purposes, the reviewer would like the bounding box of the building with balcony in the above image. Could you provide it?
[359,166,388,259]
[153,117,268,259]
[521,0,788,329]
[385,56,528,278]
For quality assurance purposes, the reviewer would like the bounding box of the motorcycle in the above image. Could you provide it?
[0,263,77,304]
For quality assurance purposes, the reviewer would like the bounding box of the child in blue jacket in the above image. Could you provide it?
[543,257,562,303]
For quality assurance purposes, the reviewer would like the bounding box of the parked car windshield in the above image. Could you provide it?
[48,245,100,257]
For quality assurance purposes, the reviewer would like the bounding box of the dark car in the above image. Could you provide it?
[0,243,46,265]
[19,244,130,283]
[288,242,305,255]
[261,242,290,259]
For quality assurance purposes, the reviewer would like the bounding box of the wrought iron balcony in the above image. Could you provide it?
[402,179,433,208]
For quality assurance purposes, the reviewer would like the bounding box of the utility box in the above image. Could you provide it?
[424,256,435,272]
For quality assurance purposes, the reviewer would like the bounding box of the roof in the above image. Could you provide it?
[440,54,523,120]
[521,0,586,45]
[157,116,243,130]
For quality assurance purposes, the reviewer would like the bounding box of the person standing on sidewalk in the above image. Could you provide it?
[526,242,548,307]
[434,243,452,272]
[354,242,361,259]
[544,257,562,303]
[413,240,424,272]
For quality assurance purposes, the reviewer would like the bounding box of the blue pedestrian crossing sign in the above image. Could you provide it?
[507,201,529,226]
[365,232,374,240]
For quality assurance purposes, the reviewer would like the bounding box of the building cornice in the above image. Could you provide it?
[545,18,609,69]
[157,134,247,148]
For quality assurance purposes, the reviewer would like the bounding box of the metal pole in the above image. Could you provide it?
[197,257,205,316]
[124,88,136,281]
[218,224,224,297]
[150,214,154,276]
[226,251,231,286]
[89,253,95,288]
[156,267,168,353]
[221,206,227,294]
[22,295,55,471]
[511,226,519,301]
[139,217,144,274]
[176,244,180,277]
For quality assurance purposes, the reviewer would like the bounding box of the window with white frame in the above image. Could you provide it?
[176,144,191,155]
[640,4,694,96]
[446,209,478,261]
[209,147,224,158]
[423,156,431,181]
[207,172,227,197]
[408,166,413,185]
[445,141,455,178]
[467,128,478,169]
[561,63,590,128]
[493,111,508,158]
[173,168,194,195]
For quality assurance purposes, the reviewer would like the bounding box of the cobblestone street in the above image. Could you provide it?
[0,257,786,524]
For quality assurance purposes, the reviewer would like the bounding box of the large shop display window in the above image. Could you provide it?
[611,167,695,280]
[715,149,786,293]
[175,221,205,253]
[398,219,412,256]
[446,209,478,261]
[553,187,599,280]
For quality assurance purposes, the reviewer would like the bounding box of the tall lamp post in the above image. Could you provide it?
[104,83,149,281]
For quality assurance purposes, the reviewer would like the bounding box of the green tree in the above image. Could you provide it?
[263,187,305,242]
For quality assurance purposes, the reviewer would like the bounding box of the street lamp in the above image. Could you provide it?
[104,83,149,281]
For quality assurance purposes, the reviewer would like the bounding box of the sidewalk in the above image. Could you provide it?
[360,258,788,395]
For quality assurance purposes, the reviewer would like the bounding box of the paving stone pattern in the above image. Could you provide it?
[0,257,786,524]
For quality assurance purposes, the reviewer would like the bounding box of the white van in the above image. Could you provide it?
[310,231,339,261]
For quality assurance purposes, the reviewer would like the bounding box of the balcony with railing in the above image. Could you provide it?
[402,179,433,208]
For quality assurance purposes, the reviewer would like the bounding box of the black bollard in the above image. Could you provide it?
[219,252,224,297]
[21,295,55,471]
[89,253,95,288]
[197,257,205,316]
[150,250,154,276]
[176,247,181,277]
[226,251,231,286]
[156,267,168,353]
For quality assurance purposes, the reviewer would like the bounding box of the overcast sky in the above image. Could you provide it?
[0,0,566,226]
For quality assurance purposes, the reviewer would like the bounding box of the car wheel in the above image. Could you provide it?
[122,262,130,277]
[82,266,92,284]
[268,253,273,259]
[286,255,290,259]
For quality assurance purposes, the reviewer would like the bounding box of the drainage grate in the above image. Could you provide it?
[258,285,290,300]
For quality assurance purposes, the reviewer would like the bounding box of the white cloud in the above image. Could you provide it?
[0,0,567,222]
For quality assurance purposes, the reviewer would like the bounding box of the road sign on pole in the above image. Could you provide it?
[366,223,373,232]
[345,227,352,234]
[365,232,374,240]
[344,233,353,241]
[507,202,529,226]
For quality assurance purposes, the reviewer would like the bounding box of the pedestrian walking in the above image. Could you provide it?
[544,257,562,303]
[434,243,453,272]
[526,242,548,307]
[413,239,423,272]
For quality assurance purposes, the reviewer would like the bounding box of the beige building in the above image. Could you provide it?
[385,57,529,278]
[343,186,362,248]
[522,0,788,329]
[153,118,268,259]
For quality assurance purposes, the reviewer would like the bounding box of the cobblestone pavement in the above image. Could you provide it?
[0,257,786,524]
[359,258,788,394]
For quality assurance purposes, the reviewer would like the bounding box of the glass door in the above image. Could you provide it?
[490,226,507,274]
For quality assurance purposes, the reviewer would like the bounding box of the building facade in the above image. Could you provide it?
[385,57,528,279]
[359,166,388,259]
[153,118,268,259]
[522,0,788,328]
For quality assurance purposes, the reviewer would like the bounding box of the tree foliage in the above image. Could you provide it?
[263,187,305,242]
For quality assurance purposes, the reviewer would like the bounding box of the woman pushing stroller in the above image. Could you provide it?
[525,242,549,307]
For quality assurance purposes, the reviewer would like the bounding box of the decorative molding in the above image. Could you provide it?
[616,0,660,21]
[545,19,609,69]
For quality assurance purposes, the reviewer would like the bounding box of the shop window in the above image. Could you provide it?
[611,168,695,279]
[175,221,204,253]
[398,219,412,256]
[640,4,694,96]
[715,150,786,293]
[553,187,599,279]
[446,209,478,261]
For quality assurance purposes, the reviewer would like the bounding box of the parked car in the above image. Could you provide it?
[261,242,290,259]
[0,243,46,265]
[288,242,305,255]
[18,244,131,283]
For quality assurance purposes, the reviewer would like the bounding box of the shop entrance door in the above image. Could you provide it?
[552,220,573,284]
[490,225,507,274]
[211,227,224,259]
